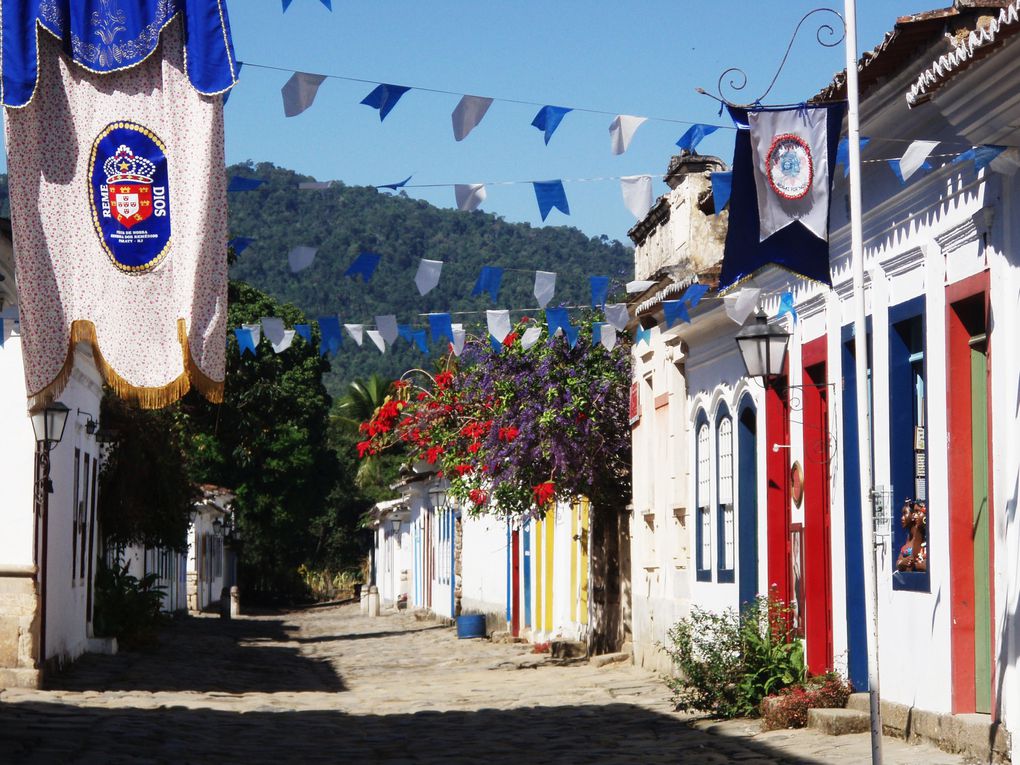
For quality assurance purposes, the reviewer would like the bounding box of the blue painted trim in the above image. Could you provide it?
[716,402,735,583]
[888,297,930,593]
[523,520,532,628]
[841,325,869,691]
[737,396,759,610]
[506,522,512,623]
[694,409,712,582]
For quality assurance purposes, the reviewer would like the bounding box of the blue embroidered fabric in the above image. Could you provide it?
[1,0,238,107]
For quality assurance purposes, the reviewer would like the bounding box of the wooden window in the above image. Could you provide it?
[717,414,735,581]
[695,417,712,581]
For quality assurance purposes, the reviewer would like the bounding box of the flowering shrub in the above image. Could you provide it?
[356,313,632,518]
[760,672,853,730]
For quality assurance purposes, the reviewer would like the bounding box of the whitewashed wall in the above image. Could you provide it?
[459,512,507,619]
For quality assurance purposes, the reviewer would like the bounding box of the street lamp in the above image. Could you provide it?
[30,400,69,672]
[428,482,448,511]
[734,311,791,382]
[389,516,403,534]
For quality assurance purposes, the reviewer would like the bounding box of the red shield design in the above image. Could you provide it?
[108,184,153,229]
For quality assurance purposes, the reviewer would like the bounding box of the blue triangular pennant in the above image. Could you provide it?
[234,327,257,356]
[412,329,429,353]
[563,323,579,349]
[776,292,798,325]
[635,326,652,346]
[227,176,264,192]
[531,105,572,144]
[317,316,342,355]
[294,323,312,343]
[835,136,870,177]
[428,313,454,345]
[710,172,732,214]
[361,83,411,121]
[546,307,570,337]
[344,251,382,282]
[472,266,503,302]
[682,283,709,311]
[489,335,503,354]
[888,158,933,185]
[377,175,412,191]
[590,276,610,309]
[397,324,415,343]
[662,299,690,328]
[952,145,1007,173]
[675,123,719,152]
[228,237,254,255]
[533,180,569,221]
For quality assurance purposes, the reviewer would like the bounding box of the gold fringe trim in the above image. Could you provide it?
[28,319,223,410]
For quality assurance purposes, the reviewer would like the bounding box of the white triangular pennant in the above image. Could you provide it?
[899,140,939,182]
[521,326,542,350]
[486,310,511,343]
[454,183,486,212]
[415,259,443,296]
[375,315,398,346]
[452,95,494,141]
[241,322,262,347]
[620,175,653,219]
[282,72,327,118]
[288,246,317,273]
[344,323,364,346]
[605,303,630,331]
[366,330,386,353]
[599,324,617,351]
[298,181,333,190]
[626,280,656,294]
[723,287,761,325]
[452,324,467,356]
[609,114,647,155]
[534,271,556,309]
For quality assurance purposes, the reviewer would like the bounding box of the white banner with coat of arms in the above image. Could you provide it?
[748,107,830,243]
[3,5,236,408]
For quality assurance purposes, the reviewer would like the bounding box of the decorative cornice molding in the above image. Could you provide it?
[880,246,925,278]
[935,217,979,255]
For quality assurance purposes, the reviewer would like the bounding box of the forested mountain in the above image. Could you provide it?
[226,162,634,396]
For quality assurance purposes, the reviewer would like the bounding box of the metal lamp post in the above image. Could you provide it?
[30,400,70,670]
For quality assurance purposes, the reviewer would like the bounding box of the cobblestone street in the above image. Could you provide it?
[0,604,975,764]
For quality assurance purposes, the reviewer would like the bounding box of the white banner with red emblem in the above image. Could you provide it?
[748,107,830,243]
[4,19,229,408]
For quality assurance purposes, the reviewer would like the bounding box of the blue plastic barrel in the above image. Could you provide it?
[456,614,486,639]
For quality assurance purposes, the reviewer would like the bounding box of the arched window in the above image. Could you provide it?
[695,412,712,581]
[717,412,735,582]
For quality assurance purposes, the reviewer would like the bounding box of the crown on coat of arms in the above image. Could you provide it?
[103,145,156,184]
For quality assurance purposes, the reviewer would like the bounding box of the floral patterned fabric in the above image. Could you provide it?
[5,18,227,406]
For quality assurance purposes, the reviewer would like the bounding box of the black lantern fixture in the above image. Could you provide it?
[428,482,449,512]
[735,311,791,382]
[389,515,403,534]
[30,401,70,449]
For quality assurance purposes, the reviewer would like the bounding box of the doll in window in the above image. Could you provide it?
[896,499,928,572]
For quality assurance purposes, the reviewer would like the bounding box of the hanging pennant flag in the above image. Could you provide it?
[675,123,719,153]
[412,329,429,353]
[534,271,556,309]
[472,266,503,302]
[2,4,237,408]
[288,245,317,273]
[749,106,834,243]
[360,83,411,121]
[229,237,254,255]
[620,175,653,220]
[415,259,443,296]
[452,95,493,141]
[428,313,454,345]
[635,326,652,346]
[590,276,610,309]
[681,282,709,311]
[719,104,843,290]
[711,172,733,214]
[835,137,870,177]
[521,325,543,350]
[776,292,798,325]
[533,180,569,221]
[317,316,342,355]
[531,105,571,144]
[486,310,512,343]
[952,145,1007,173]
[262,317,295,354]
[724,287,761,325]
[626,280,656,293]
[454,183,487,212]
[299,181,333,190]
[605,303,629,331]
[452,325,467,356]
[546,307,577,347]
[489,335,503,354]
[662,299,690,328]
[609,115,647,155]
[345,250,382,282]
[366,329,386,353]
[563,324,579,349]
[375,315,399,346]
[898,140,939,182]
[228,176,264,192]
[344,323,364,346]
[235,326,259,356]
[888,158,933,184]
[397,324,415,343]
[294,324,312,343]
[282,72,327,117]
[377,175,412,191]
[593,322,618,352]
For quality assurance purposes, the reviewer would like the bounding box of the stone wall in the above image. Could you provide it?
[0,566,40,688]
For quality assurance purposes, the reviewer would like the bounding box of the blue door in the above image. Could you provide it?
[737,399,759,611]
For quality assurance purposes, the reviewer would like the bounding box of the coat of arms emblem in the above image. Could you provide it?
[765,132,814,201]
[88,121,172,272]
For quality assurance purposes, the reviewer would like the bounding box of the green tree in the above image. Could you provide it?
[334,374,401,490]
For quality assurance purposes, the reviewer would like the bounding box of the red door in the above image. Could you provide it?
[766,373,791,610]
[511,529,521,637]
[803,340,834,674]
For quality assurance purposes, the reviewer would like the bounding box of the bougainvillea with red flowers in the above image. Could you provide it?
[356,312,631,518]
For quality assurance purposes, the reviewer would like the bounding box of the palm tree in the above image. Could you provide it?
[334,374,396,488]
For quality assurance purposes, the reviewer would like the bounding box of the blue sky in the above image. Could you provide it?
[21,1,943,244]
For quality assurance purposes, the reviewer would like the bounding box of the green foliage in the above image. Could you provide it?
[178,280,368,600]
[98,393,196,552]
[333,375,403,490]
[92,560,166,648]
[664,596,806,718]
[761,672,853,730]
[297,564,361,602]
[225,162,633,398]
